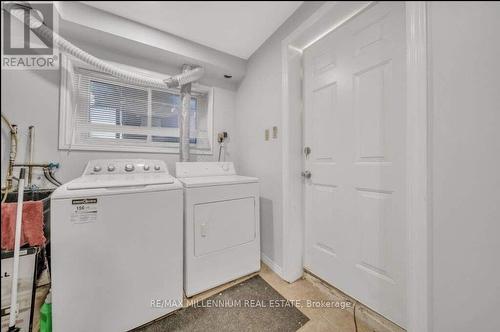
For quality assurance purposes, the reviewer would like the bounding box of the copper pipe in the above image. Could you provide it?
[1,114,18,202]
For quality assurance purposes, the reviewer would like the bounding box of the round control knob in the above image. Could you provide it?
[143,164,150,171]
[107,164,115,172]
[154,164,161,171]
[125,164,135,172]
[93,165,102,172]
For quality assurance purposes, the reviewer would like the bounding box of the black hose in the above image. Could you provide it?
[46,169,61,186]
[47,168,62,186]
[43,168,60,187]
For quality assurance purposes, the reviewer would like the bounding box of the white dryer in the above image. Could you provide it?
[51,159,183,332]
[176,162,260,297]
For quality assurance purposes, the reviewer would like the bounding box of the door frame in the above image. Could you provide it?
[280,2,430,332]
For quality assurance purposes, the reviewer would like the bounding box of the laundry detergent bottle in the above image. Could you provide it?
[40,290,52,332]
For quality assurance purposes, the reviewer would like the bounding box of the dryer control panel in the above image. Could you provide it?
[175,162,236,178]
[83,159,168,176]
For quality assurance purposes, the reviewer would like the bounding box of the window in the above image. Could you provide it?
[59,56,213,154]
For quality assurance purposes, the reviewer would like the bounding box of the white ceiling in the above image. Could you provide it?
[81,1,303,59]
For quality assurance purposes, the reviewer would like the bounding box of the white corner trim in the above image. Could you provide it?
[261,254,283,278]
[280,44,298,283]
[406,2,431,332]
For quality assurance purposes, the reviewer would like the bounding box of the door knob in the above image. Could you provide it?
[301,170,312,179]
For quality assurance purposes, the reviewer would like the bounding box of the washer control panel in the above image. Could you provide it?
[84,159,167,175]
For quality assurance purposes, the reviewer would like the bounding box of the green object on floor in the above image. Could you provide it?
[40,290,52,332]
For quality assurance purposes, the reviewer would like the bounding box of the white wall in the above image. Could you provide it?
[235,2,323,271]
[1,41,236,187]
[428,2,500,331]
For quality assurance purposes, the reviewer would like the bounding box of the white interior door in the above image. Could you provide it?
[303,2,407,327]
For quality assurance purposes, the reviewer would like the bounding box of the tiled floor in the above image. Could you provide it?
[259,264,405,332]
[259,264,362,332]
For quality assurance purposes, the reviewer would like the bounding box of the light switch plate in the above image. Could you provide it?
[200,223,208,237]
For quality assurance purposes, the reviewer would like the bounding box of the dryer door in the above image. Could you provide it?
[194,197,256,257]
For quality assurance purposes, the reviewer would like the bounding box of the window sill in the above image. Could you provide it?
[58,143,213,155]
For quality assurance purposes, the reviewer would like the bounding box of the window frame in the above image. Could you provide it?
[59,55,214,155]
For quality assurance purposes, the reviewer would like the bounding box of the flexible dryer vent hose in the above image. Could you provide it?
[3,2,204,89]
[164,66,205,88]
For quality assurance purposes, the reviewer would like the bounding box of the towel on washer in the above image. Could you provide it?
[1,201,46,250]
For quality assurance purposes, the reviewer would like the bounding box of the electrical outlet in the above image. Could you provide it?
[265,129,270,141]
[272,126,278,139]
[217,131,228,143]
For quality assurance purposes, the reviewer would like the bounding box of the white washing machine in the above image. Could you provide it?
[50,159,183,332]
[175,162,260,297]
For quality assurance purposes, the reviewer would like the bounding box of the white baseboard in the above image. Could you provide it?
[261,253,283,278]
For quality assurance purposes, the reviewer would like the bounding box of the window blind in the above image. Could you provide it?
[72,67,209,150]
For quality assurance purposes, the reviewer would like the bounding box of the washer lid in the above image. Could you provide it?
[66,173,175,190]
[177,175,258,188]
